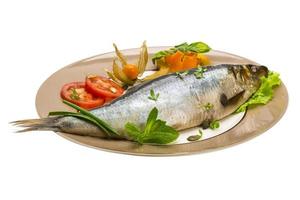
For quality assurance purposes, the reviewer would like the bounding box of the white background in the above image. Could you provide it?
[1,0,299,199]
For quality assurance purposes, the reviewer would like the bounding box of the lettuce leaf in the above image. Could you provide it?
[236,71,281,113]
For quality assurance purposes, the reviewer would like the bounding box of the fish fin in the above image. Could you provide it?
[220,90,245,106]
[11,117,61,132]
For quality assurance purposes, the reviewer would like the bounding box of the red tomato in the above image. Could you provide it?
[104,97,115,104]
[85,75,124,98]
[60,82,104,109]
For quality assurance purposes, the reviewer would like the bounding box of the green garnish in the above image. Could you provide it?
[176,71,189,79]
[148,89,160,101]
[203,103,214,111]
[209,120,220,130]
[125,107,179,144]
[187,130,203,141]
[174,42,211,53]
[236,71,281,113]
[49,100,120,138]
[152,41,211,63]
[70,88,80,100]
[194,66,207,79]
[151,50,172,62]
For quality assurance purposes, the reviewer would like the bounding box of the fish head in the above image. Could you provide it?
[244,64,268,89]
[231,64,268,89]
[227,64,269,101]
[219,64,269,112]
[245,64,269,79]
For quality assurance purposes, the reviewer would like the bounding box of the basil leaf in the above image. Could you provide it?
[142,130,178,144]
[142,120,179,144]
[144,107,158,134]
[152,51,170,63]
[124,122,143,143]
[188,42,211,53]
[174,42,188,48]
[124,107,179,144]
[175,42,189,52]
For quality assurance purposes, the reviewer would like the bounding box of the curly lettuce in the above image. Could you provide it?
[236,71,281,113]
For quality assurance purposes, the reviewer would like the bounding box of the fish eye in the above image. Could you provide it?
[251,66,257,73]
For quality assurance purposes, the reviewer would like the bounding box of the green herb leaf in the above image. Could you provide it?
[70,88,80,100]
[187,130,203,141]
[176,71,189,79]
[124,107,179,144]
[188,42,211,53]
[209,120,220,130]
[194,66,207,79]
[199,129,203,137]
[175,42,189,52]
[174,42,188,48]
[124,122,143,143]
[148,89,159,101]
[203,103,214,111]
[236,71,281,113]
[144,107,158,134]
[142,120,179,144]
[151,50,175,64]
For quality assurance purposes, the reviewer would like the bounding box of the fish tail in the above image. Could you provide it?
[10,117,61,133]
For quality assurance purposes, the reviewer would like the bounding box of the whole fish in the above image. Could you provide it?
[13,64,268,139]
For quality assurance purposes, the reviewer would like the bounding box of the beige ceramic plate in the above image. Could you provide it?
[36,47,288,156]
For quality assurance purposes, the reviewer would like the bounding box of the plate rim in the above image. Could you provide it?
[35,47,289,156]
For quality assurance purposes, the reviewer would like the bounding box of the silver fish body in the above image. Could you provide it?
[52,64,267,138]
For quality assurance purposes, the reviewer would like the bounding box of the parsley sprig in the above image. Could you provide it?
[148,89,159,101]
[176,71,189,79]
[194,66,207,79]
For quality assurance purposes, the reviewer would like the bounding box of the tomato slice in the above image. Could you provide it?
[85,75,124,98]
[104,97,115,104]
[60,82,104,109]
